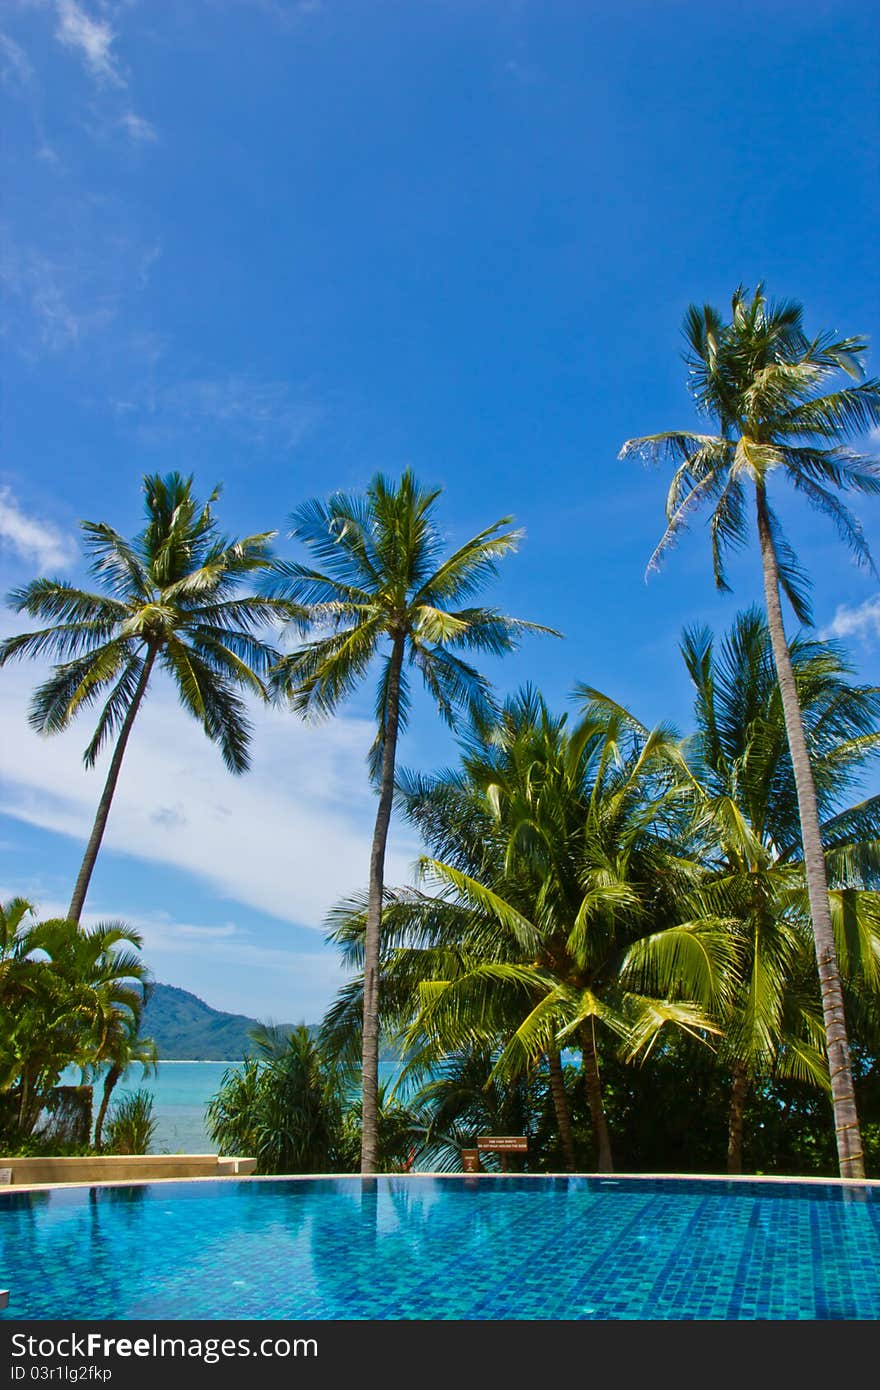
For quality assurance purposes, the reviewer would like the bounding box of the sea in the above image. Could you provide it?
[60,1061,234,1153]
[62,1059,405,1155]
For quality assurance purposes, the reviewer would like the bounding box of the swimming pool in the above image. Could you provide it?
[2,1175,879,1320]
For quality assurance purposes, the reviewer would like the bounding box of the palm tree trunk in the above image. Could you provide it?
[727,1062,749,1176]
[17,1065,42,1138]
[755,482,864,1178]
[67,648,156,925]
[361,631,406,1174]
[580,1022,613,1173]
[94,1065,122,1151]
[547,1048,577,1172]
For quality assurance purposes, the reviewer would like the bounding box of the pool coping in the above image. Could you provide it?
[4,1169,879,1195]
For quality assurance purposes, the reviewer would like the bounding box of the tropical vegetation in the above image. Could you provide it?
[2,286,880,1181]
[206,1025,424,1174]
[0,898,155,1151]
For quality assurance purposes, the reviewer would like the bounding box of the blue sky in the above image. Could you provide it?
[2,0,879,1025]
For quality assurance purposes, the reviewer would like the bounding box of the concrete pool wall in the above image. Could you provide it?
[0,1153,256,1187]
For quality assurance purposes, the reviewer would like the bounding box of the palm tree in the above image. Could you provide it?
[0,473,287,924]
[682,610,880,1171]
[0,899,57,1115]
[0,904,154,1141]
[324,689,734,1172]
[621,285,880,1177]
[411,1046,547,1172]
[92,1011,158,1152]
[268,470,554,1172]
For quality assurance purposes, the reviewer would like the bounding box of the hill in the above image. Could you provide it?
[142,983,300,1060]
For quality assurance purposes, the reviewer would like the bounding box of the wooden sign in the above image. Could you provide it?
[477,1135,528,1152]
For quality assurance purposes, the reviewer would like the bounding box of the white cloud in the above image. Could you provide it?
[55,0,123,87]
[821,595,880,644]
[0,31,33,86]
[0,487,75,570]
[0,234,111,352]
[120,111,157,143]
[0,654,420,935]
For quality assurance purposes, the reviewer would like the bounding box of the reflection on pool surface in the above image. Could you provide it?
[2,1175,879,1320]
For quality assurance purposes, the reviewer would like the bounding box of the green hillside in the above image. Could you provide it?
[143,983,300,1060]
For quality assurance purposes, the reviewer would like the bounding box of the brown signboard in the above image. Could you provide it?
[476,1135,528,1152]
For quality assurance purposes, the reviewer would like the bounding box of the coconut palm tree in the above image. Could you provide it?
[324,689,735,1172]
[681,610,880,1171]
[268,470,554,1172]
[621,285,880,1177]
[411,1046,547,1173]
[0,473,287,924]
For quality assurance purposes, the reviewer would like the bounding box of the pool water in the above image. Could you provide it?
[2,1176,879,1320]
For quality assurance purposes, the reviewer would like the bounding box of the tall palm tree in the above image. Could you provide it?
[682,610,880,1171]
[268,471,554,1171]
[621,285,880,1177]
[0,473,287,924]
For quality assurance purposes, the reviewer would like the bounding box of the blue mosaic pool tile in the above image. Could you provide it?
[1,1176,878,1321]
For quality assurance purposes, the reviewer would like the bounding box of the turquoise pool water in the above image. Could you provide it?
[2,1176,879,1320]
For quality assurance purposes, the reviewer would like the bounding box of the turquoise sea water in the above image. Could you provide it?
[62,1062,234,1154]
[64,1059,405,1154]
[2,1175,879,1320]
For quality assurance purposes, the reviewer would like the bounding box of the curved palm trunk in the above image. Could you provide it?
[361,632,406,1174]
[755,483,864,1178]
[67,648,156,926]
[93,1064,123,1151]
[580,1023,613,1173]
[17,1064,45,1138]
[727,1062,749,1176]
[547,1048,577,1172]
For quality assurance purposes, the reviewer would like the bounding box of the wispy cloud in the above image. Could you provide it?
[120,110,157,143]
[1,231,110,352]
[55,0,124,87]
[0,487,75,570]
[821,595,880,644]
[120,374,317,448]
[0,30,33,86]
[0,218,158,359]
